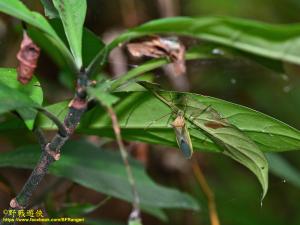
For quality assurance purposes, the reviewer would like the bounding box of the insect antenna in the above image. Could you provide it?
[145,111,173,130]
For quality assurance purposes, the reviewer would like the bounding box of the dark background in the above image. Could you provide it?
[1,0,300,225]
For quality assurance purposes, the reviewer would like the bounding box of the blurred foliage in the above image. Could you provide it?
[183,0,300,23]
[0,1,300,225]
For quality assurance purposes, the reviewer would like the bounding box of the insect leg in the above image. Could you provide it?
[145,111,173,130]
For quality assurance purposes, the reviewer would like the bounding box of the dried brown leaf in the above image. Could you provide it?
[127,36,186,76]
[17,32,40,85]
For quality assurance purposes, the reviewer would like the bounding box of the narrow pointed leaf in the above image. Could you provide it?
[28,19,104,70]
[88,86,120,107]
[40,0,59,19]
[53,0,87,68]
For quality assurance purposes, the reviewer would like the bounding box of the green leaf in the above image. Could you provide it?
[89,16,300,75]
[39,91,300,154]
[0,68,43,129]
[139,82,268,198]
[60,201,167,222]
[40,0,59,19]
[38,91,300,199]
[28,26,66,69]
[38,101,69,131]
[82,28,105,67]
[0,116,27,132]
[0,0,75,71]
[128,218,142,225]
[53,0,87,68]
[0,83,37,117]
[0,68,42,129]
[88,86,120,107]
[140,207,167,222]
[0,0,54,35]
[120,17,300,65]
[267,153,300,188]
[61,202,101,217]
[29,19,104,73]
[27,18,71,70]
[0,140,199,210]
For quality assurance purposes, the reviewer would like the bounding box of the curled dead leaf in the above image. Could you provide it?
[127,36,186,76]
[17,32,40,85]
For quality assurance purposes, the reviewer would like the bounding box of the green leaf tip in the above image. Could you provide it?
[88,86,120,107]
[128,218,142,225]
[53,0,87,68]
[40,0,59,19]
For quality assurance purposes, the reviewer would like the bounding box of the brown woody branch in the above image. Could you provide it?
[1,68,88,225]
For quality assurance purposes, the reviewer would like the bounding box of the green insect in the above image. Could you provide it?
[139,82,193,159]
[145,108,194,159]
[141,81,194,159]
[171,111,193,159]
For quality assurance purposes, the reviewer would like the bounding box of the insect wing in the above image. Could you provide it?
[179,138,192,159]
[182,125,193,158]
[173,118,193,159]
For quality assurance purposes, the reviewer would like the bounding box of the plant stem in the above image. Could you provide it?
[34,128,48,149]
[109,51,215,91]
[107,107,141,223]
[192,160,220,225]
[0,69,88,225]
[36,108,68,137]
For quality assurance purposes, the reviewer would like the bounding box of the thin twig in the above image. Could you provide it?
[34,128,48,150]
[1,69,88,225]
[107,107,141,223]
[156,0,179,17]
[95,196,111,209]
[192,159,220,225]
[36,108,68,137]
